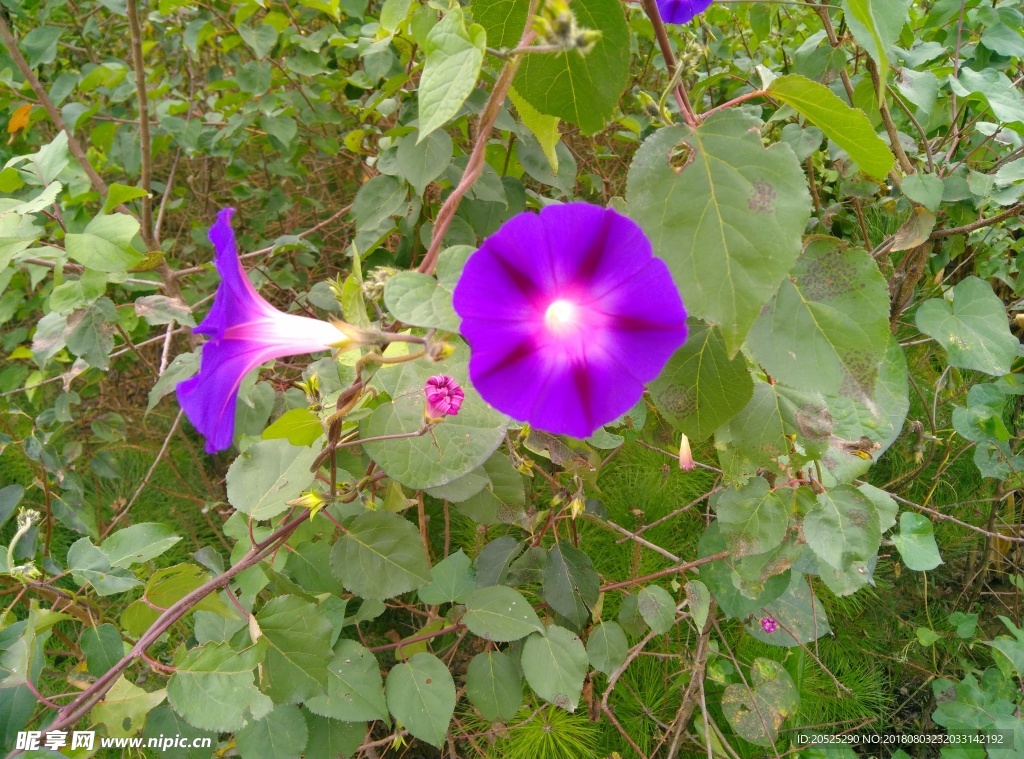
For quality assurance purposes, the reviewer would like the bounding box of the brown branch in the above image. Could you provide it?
[126,0,154,249]
[0,15,110,195]
[416,2,538,275]
[866,57,914,175]
[30,512,313,738]
[640,0,699,128]
[600,551,729,592]
[929,202,1024,239]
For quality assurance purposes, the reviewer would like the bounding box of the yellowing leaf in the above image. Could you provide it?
[8,105,31,135]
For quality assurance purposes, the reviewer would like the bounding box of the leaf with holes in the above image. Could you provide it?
[522,626,588,712]
[627,111,811,354]
[462,585,544,641]
[305,640,389,723]
[722,658,799,747]
[385,653,455,749]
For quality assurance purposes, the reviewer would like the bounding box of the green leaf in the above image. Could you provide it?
[637,585,676,635]
[351,175,408,232]
[804,485,882,571]
[257,596,333,704]
[80,623,124,677]
[303,714,364,759]
[521,626,588,712]
[225,439,320,520]
[0,213,43,269]
[699,524,790,619]
[100,523,181,569]
[916,627,940,646]
[418,549,476,605]
[299,0,340,20]
[453,451,526,525]
[949,67,1024,128]
[65,214,145,272]
[476,0,629,133]
[67,537,142,596]
[21,26,62,68]
[626,111,811,353]
[466,651,523,722]
[102,183,149,214]
[90,677,166,738]
[134,295,196,327]
[649,321,753,442]
[380,0,412,31]
[148,352,199,412]
[893,512,942,571]
[396,130,453,196]
[749,237,891,397]
[66,298,119,370]
[167,642,273,733]
[901,173,944,213]
[305,640,389,723]
[260,115,297,153]
[510,86,560,172]
[418,6,485,139]
[722,658,799,747]
[385,653,456,749]
[383,271,460,332]
[767,75,895,179]
[542,542,599,629]
[685,581,711,630]
[142,704,219,759]
[714,477,790,558]
[121,564,235,638]
[330,510,431,600]
[716,380,831,472]
[240,23,279,59]
[915,277,1019,376]
[262,408,324,447]
[749,572,831,648]
[841,0,910,90]
[586,622,628,677]
[462,585,544,641]
[362,383,508,490]
[235,704,308,759]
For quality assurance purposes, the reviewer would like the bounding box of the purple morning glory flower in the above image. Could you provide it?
[452,203,687,439]
[424,375,465,420]
[760,616,779,634]
[657,0,713,24]
[177,208,351,453]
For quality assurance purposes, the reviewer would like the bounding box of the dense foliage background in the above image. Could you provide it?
[2,0,1024,757]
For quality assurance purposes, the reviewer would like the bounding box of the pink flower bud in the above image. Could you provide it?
[760,616,778,634]
[678,434,695,471]
[424,375,465,421]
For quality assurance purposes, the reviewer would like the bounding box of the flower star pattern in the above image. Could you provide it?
[177,208,349,453]
[452,203,687,439]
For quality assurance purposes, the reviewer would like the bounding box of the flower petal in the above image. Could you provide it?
[196,208,273,340]
[657,0,714,24]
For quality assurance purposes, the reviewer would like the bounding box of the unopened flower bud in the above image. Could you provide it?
[760,616,778,634]
[424,375,465,422]
[288,489,327,517]
[678,434,695,471]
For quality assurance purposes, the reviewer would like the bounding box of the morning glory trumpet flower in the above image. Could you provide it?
[177,208,356,453]
[657,0,713,24]
[452,203,687,439]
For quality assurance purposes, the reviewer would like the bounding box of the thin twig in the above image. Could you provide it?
[126,0,154,248]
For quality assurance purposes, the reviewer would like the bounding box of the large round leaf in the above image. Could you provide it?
[385,653,456,749]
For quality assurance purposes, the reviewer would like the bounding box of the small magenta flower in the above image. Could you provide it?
[177,208,356,454]
[760,616,779,634]
[656,0,713,24]
[452,203,687,439]
[424,375,465,421]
